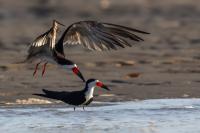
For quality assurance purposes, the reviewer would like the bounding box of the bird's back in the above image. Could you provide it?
[61,91,86,106]
[34,89,87,106]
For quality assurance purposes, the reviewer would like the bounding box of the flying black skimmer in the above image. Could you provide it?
[27,20,149,80]
[26,20,85,82]
[33,79,110,111]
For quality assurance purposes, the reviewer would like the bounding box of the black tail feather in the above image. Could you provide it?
[32,93,57,101]
[33,93,47,98]
[33,89,65,100]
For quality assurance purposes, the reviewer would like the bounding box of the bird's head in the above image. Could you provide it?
[86,79,110,91]
[62,60,85,82]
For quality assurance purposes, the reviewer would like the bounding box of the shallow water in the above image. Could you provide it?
[1,99,200,133]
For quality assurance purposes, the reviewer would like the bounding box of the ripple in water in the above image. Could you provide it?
[1,99,200,133]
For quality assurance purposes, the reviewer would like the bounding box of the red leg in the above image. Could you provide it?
[33,62,41,77]
[42,62,48,77]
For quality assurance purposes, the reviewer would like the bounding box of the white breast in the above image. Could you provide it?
[83,87,95,104]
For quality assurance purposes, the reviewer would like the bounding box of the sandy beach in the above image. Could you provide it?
[0,0,200,105]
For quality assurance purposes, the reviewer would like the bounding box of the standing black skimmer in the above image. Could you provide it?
[33,79,110,111]
[26,20,85,82]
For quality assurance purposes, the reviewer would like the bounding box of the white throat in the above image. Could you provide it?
[84,84,95,103]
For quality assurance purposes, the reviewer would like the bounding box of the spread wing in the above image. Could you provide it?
[26,28,54,60]
[59,21,149,51]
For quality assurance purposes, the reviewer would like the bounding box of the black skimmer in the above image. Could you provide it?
[33,79,110,111]
[26,20,85,82]
[27,20,149,80]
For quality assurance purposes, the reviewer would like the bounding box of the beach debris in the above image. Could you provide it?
[84,62,96,67]
[0,65,8,71]
[0,92,11,96]
[115,60,136,67]
[182,94,189,98]
[125,72,140,79]
[5,98,52,105]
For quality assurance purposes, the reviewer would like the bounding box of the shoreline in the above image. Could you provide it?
[0,0,200,106]
[1,96,199,107]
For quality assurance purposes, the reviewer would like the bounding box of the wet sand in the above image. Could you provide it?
[0,0,200,105]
